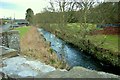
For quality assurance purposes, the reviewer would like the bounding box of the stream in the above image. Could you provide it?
[0,28,119,78]
[38,29,102,70]
[38,28,119,75]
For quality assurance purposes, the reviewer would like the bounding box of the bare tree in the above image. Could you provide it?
[47,0,76,28]
[73,0,95,38]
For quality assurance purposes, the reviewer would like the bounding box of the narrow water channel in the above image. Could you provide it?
[38,29,103,70]
[38,28,119,75]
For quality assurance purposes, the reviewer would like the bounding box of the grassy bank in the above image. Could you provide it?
[41,23,119,52]
[14,26,31,38]
[87,35,119,52]
[40,23,120,67]
[18,26,69,69]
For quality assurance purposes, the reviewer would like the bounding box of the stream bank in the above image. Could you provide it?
[0,27,119,79]
[20,27,67,69]
[38,28,120,75]
[40,25,120,69]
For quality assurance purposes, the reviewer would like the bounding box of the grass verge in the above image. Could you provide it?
[14,26,31,38]
[20,26,69,69]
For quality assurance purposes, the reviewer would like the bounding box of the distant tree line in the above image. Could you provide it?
[33,2,119,25]
[33,1,119,49]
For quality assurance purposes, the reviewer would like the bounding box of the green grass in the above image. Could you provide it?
[87,35,119,52]
[14,26,31,38]
[42,23,119,53]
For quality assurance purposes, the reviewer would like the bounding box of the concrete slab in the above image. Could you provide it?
[0,46,18,59]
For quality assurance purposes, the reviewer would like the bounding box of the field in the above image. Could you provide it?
[87,35,119,52]
[42,23,119,53]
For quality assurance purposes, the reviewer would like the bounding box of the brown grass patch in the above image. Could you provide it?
[20,26,69,69]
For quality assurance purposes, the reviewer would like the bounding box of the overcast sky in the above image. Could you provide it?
[0,0,119,19]
[0,0,50,19]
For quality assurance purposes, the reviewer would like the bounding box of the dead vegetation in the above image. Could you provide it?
[20,26,69,69]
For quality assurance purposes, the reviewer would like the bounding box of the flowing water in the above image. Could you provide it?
[0,28,118,77]
[38,28,103,70]
[38,28,120,75]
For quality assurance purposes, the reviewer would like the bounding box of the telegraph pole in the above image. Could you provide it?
[14,12,15,21]
[0,18,2,26]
